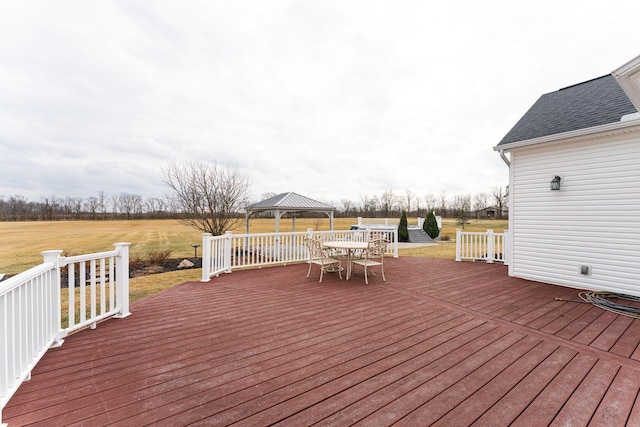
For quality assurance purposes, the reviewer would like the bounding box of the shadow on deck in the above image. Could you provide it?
[5,258,640,426]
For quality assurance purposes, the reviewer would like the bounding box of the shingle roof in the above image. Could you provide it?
[247,192,335,211]
[497,74,638,146]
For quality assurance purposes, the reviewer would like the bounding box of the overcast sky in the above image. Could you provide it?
[1,1,639,206]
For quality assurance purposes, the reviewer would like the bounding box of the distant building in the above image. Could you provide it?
[473,205,508,219]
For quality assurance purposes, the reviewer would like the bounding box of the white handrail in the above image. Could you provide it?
[1,243,130,424]
[455,229,508,264]
[1,261,58,423]
[202,228,399,281]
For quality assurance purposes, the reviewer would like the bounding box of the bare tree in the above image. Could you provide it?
[6,195,30,221]
[145,197,167,217]
[404,189,415,216]
[97,191,108,217]
[113,193,143,220]
[61,196,83,219]
[379,190,399,217]
[452,193,471,229]
[359,194,377,217]
[491,186,508,219]
[85,197,100,220]
[41,195,59,220]
[438,191,448,217]
[473,192,489,217]
[340,199,356,217]
[423,193,437,216]
[72,197,84,219]
[162,160,251,235]
[110,194,120,216]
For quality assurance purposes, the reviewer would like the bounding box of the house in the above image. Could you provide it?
[472,205,508,219]
[494,55,640,297]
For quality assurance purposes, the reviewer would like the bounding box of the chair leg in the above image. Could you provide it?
[380,264,386,282]
[307,262,312,278]
[364,266,369,285]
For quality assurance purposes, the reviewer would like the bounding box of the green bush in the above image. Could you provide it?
[424,211,439,239]
[398,211,409,242]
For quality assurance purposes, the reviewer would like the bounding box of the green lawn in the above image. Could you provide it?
[1,217,507,307]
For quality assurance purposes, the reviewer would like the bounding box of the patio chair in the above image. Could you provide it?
[305,238,343,282]
[351,238,388,284]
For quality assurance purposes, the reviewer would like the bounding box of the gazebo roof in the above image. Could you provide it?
[246,192,335,213]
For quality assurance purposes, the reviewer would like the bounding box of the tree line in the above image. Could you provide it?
[0,192,171,221]
[1,160,507,228]
[322,187,508,221]
[0,187,507,223]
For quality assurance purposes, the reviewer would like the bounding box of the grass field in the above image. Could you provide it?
[1,217,507,316]
[0,217,507,275]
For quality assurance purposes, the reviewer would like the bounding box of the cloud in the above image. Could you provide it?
[1,0,639,205]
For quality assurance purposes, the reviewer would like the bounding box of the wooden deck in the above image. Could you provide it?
[4,258,640,426]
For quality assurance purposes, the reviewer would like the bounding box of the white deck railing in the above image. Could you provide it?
[0,244,130,424]
[455,229,510,264]
[202,228,399,280]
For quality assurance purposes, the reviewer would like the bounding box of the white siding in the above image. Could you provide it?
[510,129,640,296]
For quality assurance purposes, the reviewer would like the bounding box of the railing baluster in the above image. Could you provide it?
[90,259,96,328]
[68,264,75,329]
[200,229,399,281]
[100,259,106,316]
[455,229,506,263]
[79,261,86,324]
[109,257,114,311]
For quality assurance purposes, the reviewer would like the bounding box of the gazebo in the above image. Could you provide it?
[245,192,336,233]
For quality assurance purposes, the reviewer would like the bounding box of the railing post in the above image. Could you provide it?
[486,229,494,263]
[201,233,211,281]
[503,230,511,266]
[392,228,399,258]
[113,243,131,318]
[41,250,65,347]
[455,229,462,261]
[306,228,314,262]
[224,231,233,273]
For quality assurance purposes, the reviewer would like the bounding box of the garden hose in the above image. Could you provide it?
[556,292,640,319]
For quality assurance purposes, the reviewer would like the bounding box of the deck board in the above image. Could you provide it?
[5,257,640,426]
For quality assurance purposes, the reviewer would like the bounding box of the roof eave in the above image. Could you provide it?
[613,55,640,111]
[493,117,640,152]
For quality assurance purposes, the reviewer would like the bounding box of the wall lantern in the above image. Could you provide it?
[550,175,562,191]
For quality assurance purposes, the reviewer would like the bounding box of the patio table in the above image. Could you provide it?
[322,240,368,280]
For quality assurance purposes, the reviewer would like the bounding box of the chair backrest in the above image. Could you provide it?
[369,231,388,241]
[365,238,388,259]
[305,238,324,259]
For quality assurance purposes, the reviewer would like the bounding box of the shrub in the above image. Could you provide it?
[424,211,439,239]
[147,249,173,265]
[398,211,409,242]
[129,254,148,271]
[130,249,173,269]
